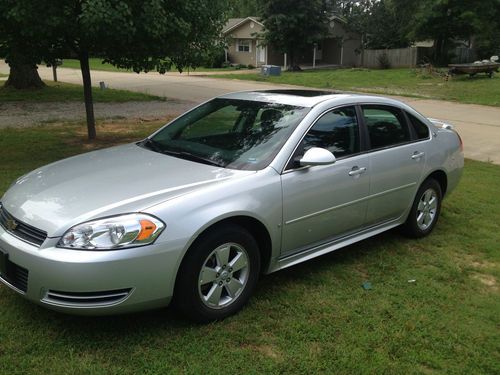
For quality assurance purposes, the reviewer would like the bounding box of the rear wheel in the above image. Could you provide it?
[402,178,442,238]
[174,224,260,322]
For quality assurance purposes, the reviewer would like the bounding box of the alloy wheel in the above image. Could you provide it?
[198,242,250,309]
[416,188,438,231]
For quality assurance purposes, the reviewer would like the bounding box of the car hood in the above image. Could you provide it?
[1,144,254,237]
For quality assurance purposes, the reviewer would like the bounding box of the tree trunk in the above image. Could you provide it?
[79,52,97,140]
[5,63,45,89]
[288,48,302,71]
[433,38,449,66]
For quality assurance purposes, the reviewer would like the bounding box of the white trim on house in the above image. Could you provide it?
[222,17,264,35]
[340,41,344,65]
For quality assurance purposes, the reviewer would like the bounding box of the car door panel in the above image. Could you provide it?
[280,105,369,255]
[361,105,426,226]
[365,145,425,225]
[281,155,370,254]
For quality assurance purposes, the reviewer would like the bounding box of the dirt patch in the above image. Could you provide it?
[64,117,175,151]
[242,343,283,361]
[455,253,498,271]
[0,100,195,129]
[471,273,498,291]
[469,260,497,270]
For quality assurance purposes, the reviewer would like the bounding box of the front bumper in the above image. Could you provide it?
[0,225,183,315]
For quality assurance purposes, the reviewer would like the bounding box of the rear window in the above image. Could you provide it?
[362,106,411,149]
[408,113,430,140]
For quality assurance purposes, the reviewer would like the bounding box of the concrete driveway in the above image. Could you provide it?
[1,61,499,164]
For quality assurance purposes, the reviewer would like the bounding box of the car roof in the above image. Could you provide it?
[218,89,405,108]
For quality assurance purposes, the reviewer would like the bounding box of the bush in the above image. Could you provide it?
[247,64,255,69]
[202,48,226,68]
[377,52,391,69]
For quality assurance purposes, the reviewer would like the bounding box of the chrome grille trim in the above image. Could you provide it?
[43,288,133,308]
[0,204,48,247]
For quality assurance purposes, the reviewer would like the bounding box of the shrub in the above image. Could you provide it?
[202,48,226,68]
[377,52,391,69]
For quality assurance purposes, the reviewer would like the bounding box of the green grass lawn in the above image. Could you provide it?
[61,58,130,72]
[0,123,499,374]
[210,68,500,106]
[61,58,241,73]
[0,80,163,102]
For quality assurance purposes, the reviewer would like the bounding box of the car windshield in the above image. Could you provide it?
[144,98,309,170]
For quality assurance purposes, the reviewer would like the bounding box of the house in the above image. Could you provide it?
[222,16,362,68]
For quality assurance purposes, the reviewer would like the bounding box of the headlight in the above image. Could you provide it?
[58,213,165,250]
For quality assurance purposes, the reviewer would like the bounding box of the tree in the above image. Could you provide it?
[364,0,415,49]
[230,0,261,17]
[408,0,498,64]
[258,0,333,70]
[0,1,56,89]
[337,0,499,64]
[470,0,500,58]
[334,0,419,50]
[0,0,229,140]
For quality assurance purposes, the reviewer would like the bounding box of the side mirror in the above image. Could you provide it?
[299,147,336,167]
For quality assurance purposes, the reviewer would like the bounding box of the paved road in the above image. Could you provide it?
[1,61,499,164]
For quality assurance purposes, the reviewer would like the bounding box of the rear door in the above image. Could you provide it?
[281,106,370,255]
[361,105,426,226]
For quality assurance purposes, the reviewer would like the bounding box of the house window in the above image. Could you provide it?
[237,39,251,52]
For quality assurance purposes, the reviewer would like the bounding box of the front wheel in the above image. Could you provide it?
[402,178,442,238]
[174,224,261,323]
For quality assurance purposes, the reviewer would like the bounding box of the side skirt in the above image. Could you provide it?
[270,218,403,273]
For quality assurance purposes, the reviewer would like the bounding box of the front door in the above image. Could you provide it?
[258,44,266,65]
[281,106,370,255]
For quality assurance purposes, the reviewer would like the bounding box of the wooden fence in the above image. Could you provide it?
[361,47,476,68]
[361,47,430,68]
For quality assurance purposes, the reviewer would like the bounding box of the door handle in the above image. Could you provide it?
[348,166,367,176]
[411,152,425,159]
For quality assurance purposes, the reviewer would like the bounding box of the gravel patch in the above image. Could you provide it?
[0,100,196,128]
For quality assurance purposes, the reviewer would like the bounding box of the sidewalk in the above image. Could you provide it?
[1,61,499,164]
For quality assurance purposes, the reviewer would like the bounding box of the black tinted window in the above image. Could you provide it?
[302,106,360,158]
[363,106,411,149]
[408,113,430,139]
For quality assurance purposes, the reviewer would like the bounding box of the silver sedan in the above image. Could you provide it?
[0,90,463,322]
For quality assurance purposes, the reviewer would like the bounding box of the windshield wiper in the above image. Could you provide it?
[141,138,164,153]
[141,139,225,167]
[162,149,225,168]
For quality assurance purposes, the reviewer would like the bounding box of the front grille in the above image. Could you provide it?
[43,288,132,307]
[0,205,48,246]
[0,259,29,293]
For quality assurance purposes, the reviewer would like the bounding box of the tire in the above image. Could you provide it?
[174,224,261,323]
[402,178,442,238]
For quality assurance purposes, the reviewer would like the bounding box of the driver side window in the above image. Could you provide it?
[302,106,360,158]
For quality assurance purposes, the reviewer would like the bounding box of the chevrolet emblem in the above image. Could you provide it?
[6,218,18,231]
